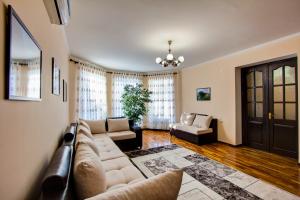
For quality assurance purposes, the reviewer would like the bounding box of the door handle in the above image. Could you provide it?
[268,112,272,120]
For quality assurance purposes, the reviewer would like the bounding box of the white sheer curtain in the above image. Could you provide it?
[147,73,176,129]
[27,58,41,98]
[111,73,143,117]
[10,58,40,98]
[76,63,107,120]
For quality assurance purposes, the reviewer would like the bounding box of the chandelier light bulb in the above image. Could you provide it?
[178,56,184,63]
[155,40,184,68]
[166,53,174,61]
[155,57,162,64]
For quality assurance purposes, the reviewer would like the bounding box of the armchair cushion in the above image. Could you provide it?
[192,115,212,129]
[180,113,196,126]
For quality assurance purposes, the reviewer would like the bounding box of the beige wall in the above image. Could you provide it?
[0,0,70,199]
[181,33,300,162]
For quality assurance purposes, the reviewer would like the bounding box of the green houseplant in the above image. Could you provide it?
[121,84,152,124]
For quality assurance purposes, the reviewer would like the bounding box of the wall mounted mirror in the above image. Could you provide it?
[6,5,42,101]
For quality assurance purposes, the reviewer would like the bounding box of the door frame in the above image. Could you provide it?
[241,57,298,158]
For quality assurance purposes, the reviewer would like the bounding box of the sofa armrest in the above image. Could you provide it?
[130,126,143,148]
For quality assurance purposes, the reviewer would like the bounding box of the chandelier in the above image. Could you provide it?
[155,40,184,67]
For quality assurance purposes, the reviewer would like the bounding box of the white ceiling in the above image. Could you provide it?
[65,0,300,72]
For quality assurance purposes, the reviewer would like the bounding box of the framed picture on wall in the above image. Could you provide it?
[63,79,67,102]
[196,87,211,101]
[52,58,60,95]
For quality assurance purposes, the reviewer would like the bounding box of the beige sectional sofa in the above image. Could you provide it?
[73,119,183,200]
[41,120,183,200]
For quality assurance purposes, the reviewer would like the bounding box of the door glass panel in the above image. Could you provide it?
[247,72,254,87]
[256,88,263,102]
[274,103,283,119]
[255,71,263,87]
[247,89,254,102]
[273,86,283,102]
[285,66,295,84]
[256,103,263,118]
[273,67,283,85]
[286,103,296,120]
[285,85,296,102]
[248,103,254,118]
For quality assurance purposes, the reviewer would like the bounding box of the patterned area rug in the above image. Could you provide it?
[126,144,299,200]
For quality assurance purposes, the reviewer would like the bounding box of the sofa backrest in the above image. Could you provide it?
[41,123,77,200]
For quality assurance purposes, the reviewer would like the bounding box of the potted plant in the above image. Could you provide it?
[121,84,152,125]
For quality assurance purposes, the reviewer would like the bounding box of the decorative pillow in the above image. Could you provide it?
[192,115,212,129]
[74,144,107,200]
[79,119,91,130]
[83,119,107,134]
[77,125,94,140]
[107,118,130,132]
[180,112,195,126]
[86,169,183,200]
[75,134,100,156]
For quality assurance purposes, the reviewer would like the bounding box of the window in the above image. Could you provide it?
[111,73,142,117]
[147,74,176,129]
[76,64,107,120]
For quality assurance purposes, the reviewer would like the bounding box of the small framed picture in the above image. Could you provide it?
[63,79,67,102]
[52,58,60,95]
[196,87,211,101]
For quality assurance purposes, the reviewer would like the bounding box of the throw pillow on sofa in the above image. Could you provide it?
[86,169,183,200]
[180,112,195,126]
[107,118,130,132]
[79,119,91,130]
[75,134,100,156]
[74,143,107,200]
[84,119,107,134]
[77,125,94,140]
[192,115,212,129]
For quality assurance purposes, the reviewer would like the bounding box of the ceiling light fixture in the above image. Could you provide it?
[155,40,184,67]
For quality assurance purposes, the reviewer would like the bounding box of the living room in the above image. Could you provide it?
[0,0,300,200]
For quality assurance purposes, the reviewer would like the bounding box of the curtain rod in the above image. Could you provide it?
[69,58,178,76]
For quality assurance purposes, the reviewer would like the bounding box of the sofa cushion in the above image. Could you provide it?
[84,119,106,134]
[74,144,106,200]
[86,169,183,200]
[192,115,212,129]
[107,118,130,132]
[169,123,182,129]
[93,134,126,161]
[176,125,213,135]
[75,134,100,156]
[180,113,195,126]
[101,157,135,172]
[107,131,136,141]
[79,119,91,130]
[105,165,146,190]
[77,125,94,140]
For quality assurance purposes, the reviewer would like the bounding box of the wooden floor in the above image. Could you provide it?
[142,130,300,196]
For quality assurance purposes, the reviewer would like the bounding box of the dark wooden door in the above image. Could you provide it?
[268,58,298,158]
[243,65,269,151]
[242,57,298,158]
